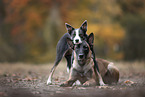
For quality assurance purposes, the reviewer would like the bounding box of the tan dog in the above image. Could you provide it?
[60,33,119,87]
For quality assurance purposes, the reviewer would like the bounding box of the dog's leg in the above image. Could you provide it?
[90,45,100,73]
[65,55,72,73]
[47,57,62,85]
[60,68,78,87]
[92,51,106,86]
[60,78,77,87]
[103,63,119,84]
[47,48,66,85]
[47,35,70,85]
[60,72,77,87]
[83,78,96,86]
[91,45,106,86]
[96,70,106,86]
[93,58,106,86]
[47,66,56,85]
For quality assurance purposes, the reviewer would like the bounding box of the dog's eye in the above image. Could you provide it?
[79,34,83,38]
[83,46,88,49]
[73,33,76,37]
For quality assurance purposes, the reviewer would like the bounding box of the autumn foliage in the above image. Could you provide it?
[0,0,145,62]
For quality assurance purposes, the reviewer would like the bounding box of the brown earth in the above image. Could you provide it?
[0,61,145,97]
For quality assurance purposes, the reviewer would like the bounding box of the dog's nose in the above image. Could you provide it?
[75,39,79,43]
[79,54,84,59]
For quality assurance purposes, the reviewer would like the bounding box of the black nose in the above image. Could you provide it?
[79,54,84,59]
[75,39,79,43]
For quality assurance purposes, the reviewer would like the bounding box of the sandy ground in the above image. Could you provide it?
[0,61,145,97]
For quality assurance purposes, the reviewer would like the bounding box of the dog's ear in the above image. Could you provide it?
[66,38,74,49]
[65,23,74,35]
[80,20,87,32]
[87,33,94,46]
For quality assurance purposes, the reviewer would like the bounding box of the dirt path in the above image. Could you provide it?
[0,62,145,97]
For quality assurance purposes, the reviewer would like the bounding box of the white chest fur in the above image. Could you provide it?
[72,58,94,73]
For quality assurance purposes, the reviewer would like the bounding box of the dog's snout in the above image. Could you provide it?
[79,54,84,59]
[75,39,79,43]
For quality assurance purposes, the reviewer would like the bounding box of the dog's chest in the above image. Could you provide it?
[72,59,94,73]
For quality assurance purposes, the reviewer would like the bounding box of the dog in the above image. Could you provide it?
[47,20,100,85]
[60,33,119,87]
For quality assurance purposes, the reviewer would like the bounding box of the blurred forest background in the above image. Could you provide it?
[0,0,145,63]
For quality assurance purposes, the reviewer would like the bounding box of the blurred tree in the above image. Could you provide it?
[2,0,51,62]
[0,0,16,62]
[1,0,144,62]
[118,0,145,14]
[121,15,145,60]
[118,0,145,60]
[41,6,65,61]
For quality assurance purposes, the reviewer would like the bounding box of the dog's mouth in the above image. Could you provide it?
[77,54,85,65]
[78,59,85,65]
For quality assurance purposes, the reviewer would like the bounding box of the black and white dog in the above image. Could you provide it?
[47,20,101,85]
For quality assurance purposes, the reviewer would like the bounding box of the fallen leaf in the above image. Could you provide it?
[124,80,135,84]
[124,80,136,86]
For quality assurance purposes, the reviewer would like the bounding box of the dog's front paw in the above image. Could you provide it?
[83,82,91,87]
[99,81,106,86]
[47,79,52,85]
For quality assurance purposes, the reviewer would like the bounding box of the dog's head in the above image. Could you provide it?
[67,33,94,66]
[65,20,88,44]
